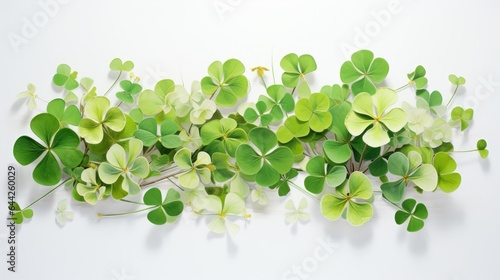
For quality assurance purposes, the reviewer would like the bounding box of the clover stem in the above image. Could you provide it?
[140,168,185,187]
[260,77,268,89]
[357,144,368,171]
[381,196,404,211]
[451,149,478,153]
[290,86,297,96]
[395,83,409,92]
[36,96,49,103]
[288,181,320,201]
[103,70,123,96]
[166,177,185,191]
[24,179,70,209]
[446,85,460,107]
[143,145,156,157]
[98,206,156,217]
[120,199,145,205]
[271,51,276,84]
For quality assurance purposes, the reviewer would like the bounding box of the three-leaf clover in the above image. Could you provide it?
[276,115,310,144]
[10,202,33,225]
[133,118,182,148]
[280,53,317,88]
[109,58,134,72]
[201,59,249,107]
[206,193,245,236]
[258,85,295,121]
[285,198,310,224]
[116,80,143,104]
[270,169,298,197]
[143,188,184,225]
[340,50,389,95]
[138,79,176,116]
[53,64,79,90]
[13,113,83,186]
[190,99,217,125]
[381,152,438,203]
[395,198,428,232]
[450,106,473,131]
[407,65,428,89]
[55,199,74,226]
[295,93,332,132]
[76,168,110,205]
[201,118,248,157]
[244,101,273,126]
[17,83,38,110]
[47,98,82,126]
[235,127,294,186]
[304,156,347,194]
[98,139,150,196]
[345,88,407,147]
[477,139,489,159]
[174,148,212,188]
[320,171,373,226]
[432,152,461,193]
[78,96,126,144]
[251,185,269,205]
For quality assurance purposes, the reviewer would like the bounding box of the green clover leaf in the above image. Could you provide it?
[407,65,428,89]
[52,64,79,90]
[276,115,310,144]
[320,171,373,226]
[133,118,182,149]
[323,102,353,164]
[450,106,474,131]
[10,202,34,225]
[295,93,332,132]
[201,118,248,157]
[47,98,82,126]
[304,156,347,194]
[174,148,212,188]
[395,198,428,232]
[433,152,461,193]
[116,80,143,104]
[320,84,350,103]
[109,58,134,72]
[270,169,298,197]
[340,50,389,95]
[76,168,110,205]
[78,96,126,144]
[477,139,489,159]
[206,193,245,236]
[448,74,466,86]
[143,188,184,225]
[235,127,294,186]
[244,101,273,126]
[258,85,295,121]
[13,113,83,186]
[345,88,407,147]
[138,79,176,116]
[98,139,150,196]
[381,152,438,203]
[280,53,317,88]
[212,152,235,183]
[201,59,248,107]
[17,83,38,110]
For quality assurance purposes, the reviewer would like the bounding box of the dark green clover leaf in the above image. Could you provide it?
[433,152,461,193]
[200,118,248,157]
[450,106,473,131]
[109,58,135,72]
[477,139,489,159]
[244,101,273,126]
[116,80,143,104]
[270,169,298,197]
[340,50,389,95]
[407,65,428,89]
[47,98,82,126]
[280,53,317,88]
[235,127,294,186]
[201,59,249,107]
[133,118,182,149]
[304,156,347,194]
[10,202,33,225]
[53,64,79,90]
[13,113,83,186]
[395,198,428,232]
[143,188,184,225]
[212,152,235,183]
[323,102,352,164]
[258,85,295,121]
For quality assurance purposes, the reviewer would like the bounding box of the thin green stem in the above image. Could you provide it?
[452,149,478,153]
[140,169,185,187]
[167,177,185,191]
[104,70,123,96]
[446,85,460,107]
[36,96,49,103]
[289,181,320,202]
[271,51,276,84]
[25,179,70,209]
[120,199,145,205]
[260,76,268,89]
[382,196,404,211]
[357,144,367,171]
[98,206,156,217]
[395,83,410,92]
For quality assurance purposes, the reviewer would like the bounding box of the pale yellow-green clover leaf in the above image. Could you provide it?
[285,198,310,224]
[230,172,250,198]
[251,185,269,205]
[138,79,178,116]
[56,199,74,226]
[402,101,433,134]
[179,126,203,153]
[78,96,125,144]
[190,99,216,125]
[174,148,212,188]
[182,184,209,211]
[206,193,245,236]
[17,83,38,110]
[98,139,149,196]
[320,171,373,226]
[345,88,407,147]
[422,118,452,148]
[76,168,110,205]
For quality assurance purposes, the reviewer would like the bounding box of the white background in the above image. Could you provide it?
[1,0,499,279]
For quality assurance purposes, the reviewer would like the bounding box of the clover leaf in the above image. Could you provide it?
[235,127,294,186]
[323,102,352,163]
[201,118,248,157]
[206,193,246,236]
[109,58,134,72]
[78,96,126,144]
[10,202,33,225]
[321,84,350,103]
[244,101,273,126]
[17,83,38,110]
[381,152,438,203]
[295,93,332,132]
[448,74,466,86]
[174,148,212,188]
[138,79,176,116]
[395,198,428,232]
[76,168,110,205]
[201,59,248,107]
[53,64,79,90]
[340,50,389,95]
[450,106,473,131]
[304,156,347,194]
[258,85,295,121]
[280,53,317,88]
[14,113,83,186]
[133,118,182,149]
[270,169,298,196]
[477,139,489,159]
[285,198,310,223]
[211,152,235,183]
[407,65,428,89]
[345,88,407,147]
[116,80,143,104]
[98,139,150,196]
[143,188,184,225]
[320,171,373,226]
[433,152,461,193]
[47,98,82,126]
[276,115,310,143]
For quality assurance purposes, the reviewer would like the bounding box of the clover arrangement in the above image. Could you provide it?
[13,50,489,234]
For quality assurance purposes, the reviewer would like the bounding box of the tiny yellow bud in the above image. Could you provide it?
[251,66,269,78]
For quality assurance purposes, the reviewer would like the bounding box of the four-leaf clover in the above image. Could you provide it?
[134,118,182,148]
[395,198,428,232]
[340,50,389,95]
[280,53,317,88]
[174,148,212,188]
[304,156,347,194]
[206,193,245,236]
[295,93,332,132]
[53,64,79,90]
[201,118,248,157]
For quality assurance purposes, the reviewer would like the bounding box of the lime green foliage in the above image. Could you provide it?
[13,113,83,185]
[235,128,294,186]
[345,88,407,147]
[144,188,183,225]
[201,59,248,107]
[12,51,488,233]
[320,172,373,226]
[340,50,389,95]
[395,198,428,232]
